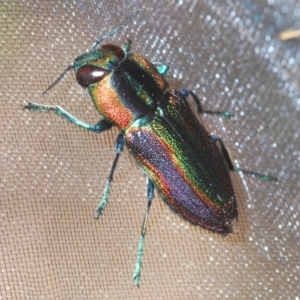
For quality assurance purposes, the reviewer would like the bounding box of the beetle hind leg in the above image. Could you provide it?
[211,135,277,182]
[133,177,154,286]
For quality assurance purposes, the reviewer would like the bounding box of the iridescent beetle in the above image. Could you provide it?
[24,12,276,286]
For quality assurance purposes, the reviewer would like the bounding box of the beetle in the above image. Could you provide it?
[24,12,276,286]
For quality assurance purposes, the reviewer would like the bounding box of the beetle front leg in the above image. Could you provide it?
[181,90,232,118]
[133,177,155,287]
[24,102,112,133]
[211,135,277,181]
[122,39,132,53]
[95,133,125,218]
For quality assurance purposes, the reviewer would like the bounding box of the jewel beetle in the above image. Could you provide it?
[24,11,277,286]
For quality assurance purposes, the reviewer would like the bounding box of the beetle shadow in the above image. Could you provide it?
[227,172,251,244]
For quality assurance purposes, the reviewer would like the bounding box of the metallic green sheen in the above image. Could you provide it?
[126,87,237,235]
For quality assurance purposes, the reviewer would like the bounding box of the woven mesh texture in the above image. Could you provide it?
[1,1,299,299]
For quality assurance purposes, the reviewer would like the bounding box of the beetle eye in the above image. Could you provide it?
[76,65,110,88]
[102,44,125,60]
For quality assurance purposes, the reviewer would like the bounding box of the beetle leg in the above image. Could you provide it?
[181,90,232,118]
[122,39,132,53]
[152,62,169,76]
[211,135,277,181]
[95,133,125,218]
[133,177,155,286]
[24,102,112,133]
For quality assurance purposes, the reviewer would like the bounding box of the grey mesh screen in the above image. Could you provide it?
[1,1,299,299]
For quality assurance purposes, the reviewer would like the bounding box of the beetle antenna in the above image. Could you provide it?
[42,11,139,96]
[90,10,139,50]
[42,65,73,96]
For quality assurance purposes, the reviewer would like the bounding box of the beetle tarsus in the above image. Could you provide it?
[24,101,53,112]
[233,167,277,182]
[133,178,154,286]
[186,90,232,118]
[211,135,277,181]
[95,181,111,218]
[24,102,112,133]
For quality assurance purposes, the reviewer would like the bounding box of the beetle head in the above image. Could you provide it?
[74,44,126,88]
